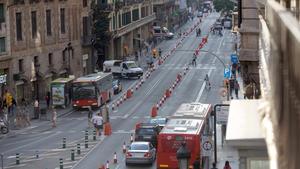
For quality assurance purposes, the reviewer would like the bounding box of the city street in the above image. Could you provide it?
[0,12,236,169]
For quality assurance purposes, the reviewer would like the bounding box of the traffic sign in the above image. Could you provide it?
[230,54,238,64]
[224,67,231,78]
[201,136,213,157]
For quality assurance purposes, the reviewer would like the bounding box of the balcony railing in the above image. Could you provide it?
[152,0,174,5]
[258,0,300,169]
[113,14,156,38]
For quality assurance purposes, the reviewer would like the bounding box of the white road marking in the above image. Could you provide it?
[4,164,26,169]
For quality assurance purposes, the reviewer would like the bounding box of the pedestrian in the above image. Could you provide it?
[223,161,232,169]
[88,106,93,128]
[51,107,57,127]
[198,28,201,36]
[234,80,240,99]
[192,53,197,66]
[92,113,103,136]
[211,162,218,169]
[229,79,235,97]
[34,99,39,119]
[193,156,201,169]
[45,91,50,109]
[204,74,211,90]
[158,48,162,58]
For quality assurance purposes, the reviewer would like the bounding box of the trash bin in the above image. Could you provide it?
[40,108,47,120]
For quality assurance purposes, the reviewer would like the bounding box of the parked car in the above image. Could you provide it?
[148,117,168,130]
[197,11,203,17]
[112,79,122,95]
[135,123,161,147]
[125,141,156,165]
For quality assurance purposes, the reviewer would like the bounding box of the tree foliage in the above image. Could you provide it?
[213,0,235,12]
[91,0,111,53]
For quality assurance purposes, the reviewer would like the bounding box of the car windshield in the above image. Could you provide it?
[72,83,96,99]
[127,62,138,68]
[150,119,166,125]
[130,143,149,150]
[136,128,155,135]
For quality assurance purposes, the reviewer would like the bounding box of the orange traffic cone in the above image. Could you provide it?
[126,89,132,99]
[99,164,105,169]
[151,105,157,117]
[104,123,112,136]
[177,74,182,81]
[165,89,171,98]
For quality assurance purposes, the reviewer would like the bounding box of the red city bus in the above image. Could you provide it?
[72,72,113,109]
[157,103,213,169]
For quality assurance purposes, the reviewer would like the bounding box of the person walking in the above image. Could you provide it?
[192,53,197,67]
[193,156,201,169]
[204,74,211,90]
[34,99,40,119]
[234,80,240,99]
[51,107,57,128]
[223,161,232,169]
[92,113,103,136]
[88,106,93,128]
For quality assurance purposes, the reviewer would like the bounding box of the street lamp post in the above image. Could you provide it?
[176,142,191,169]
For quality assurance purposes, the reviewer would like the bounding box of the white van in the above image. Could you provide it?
[152,26,174,39]
[103,60,143,79]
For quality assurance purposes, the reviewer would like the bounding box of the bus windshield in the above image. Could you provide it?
[72,83,96,99]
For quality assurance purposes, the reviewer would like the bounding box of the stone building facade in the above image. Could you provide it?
[0,0,85,102]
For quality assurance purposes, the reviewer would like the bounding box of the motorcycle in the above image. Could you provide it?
[0,118,9,134]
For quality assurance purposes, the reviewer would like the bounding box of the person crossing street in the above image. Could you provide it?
[92,113,103,136]
[204,74,211,90]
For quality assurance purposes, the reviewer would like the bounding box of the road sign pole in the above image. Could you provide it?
[213,104,230,165]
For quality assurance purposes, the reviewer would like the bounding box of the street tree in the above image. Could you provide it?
[213,0,235,12]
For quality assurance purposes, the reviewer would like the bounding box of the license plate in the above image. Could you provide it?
[82,106,90,108]
[133,153,144,157]
[143,136,152,139]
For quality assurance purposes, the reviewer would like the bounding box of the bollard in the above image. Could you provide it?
[85,130,89,140]
[59,158,63,169]
[130,134,134,143]
[36,150,39,159]
[93,130,97,141]
[71,149,75,161]
[77,143,81,155]
[62,137,66,149]
[16,153,20,165]
[113,152,117,163]
[85,138,88,148]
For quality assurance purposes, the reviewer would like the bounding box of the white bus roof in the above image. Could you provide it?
[172,103,212,119]
[74,72,112,83]
[160,118,204,135]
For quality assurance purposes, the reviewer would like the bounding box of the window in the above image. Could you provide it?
[18,59,23,72]
[46,9,52,36]
[0,4,5,23]
[83,0,87,7]
[62,50,66,62]
[132,9,139,21]
[16,12,22,41]
[141,7,146,18]
[34,56,39,66]
[48,53,53,65]
[60,8,65,34]
[31,11,37,38]
[122,12,131,26]
[82,16,88,36]
[0,37,5,53]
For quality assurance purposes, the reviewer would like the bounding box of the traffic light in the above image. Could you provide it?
[152,48,157,58]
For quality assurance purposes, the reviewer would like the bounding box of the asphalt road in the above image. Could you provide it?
[0,12,236,169]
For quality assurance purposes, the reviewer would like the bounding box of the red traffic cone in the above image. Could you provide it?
[99,164,105,169]
[165,89,171,98]
[104,123,112,136]
[126,89,132,99]
[151,105,158,117]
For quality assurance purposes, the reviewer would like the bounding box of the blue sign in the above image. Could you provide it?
[224,67,231,78]
[230,54,238,64]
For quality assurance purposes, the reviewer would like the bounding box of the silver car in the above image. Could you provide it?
[125,141,156,165]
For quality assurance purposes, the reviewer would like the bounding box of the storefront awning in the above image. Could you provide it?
[226,100,266,148]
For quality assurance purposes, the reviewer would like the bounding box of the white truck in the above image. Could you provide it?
[152,26,174,39]
[103,60,143,79]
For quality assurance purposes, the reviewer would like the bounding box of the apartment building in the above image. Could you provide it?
[98,0,156,60]
[0,0,84,102]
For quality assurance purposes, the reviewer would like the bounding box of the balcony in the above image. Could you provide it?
[113,14,156,38]
[258,0,300,169]
[81,35,94,47]
[152,0,174,5]
[98,3,114,11]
